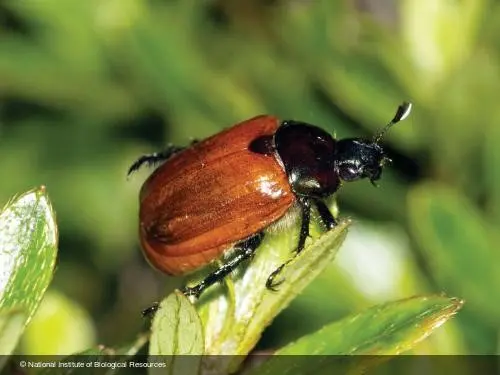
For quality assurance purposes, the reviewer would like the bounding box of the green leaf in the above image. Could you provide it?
[400,0,483,98]
[484,115,500,223]
[196,218,349,373]
[148,291,204,375]
[0,186,58,356]
[113,333,150,358]
[21,290,96,355]
[0,309,26,369]
[248,295,463,375]
[38,332,149,375]
[407,183,500,324]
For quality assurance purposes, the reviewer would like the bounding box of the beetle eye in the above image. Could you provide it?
[338,163,361,181]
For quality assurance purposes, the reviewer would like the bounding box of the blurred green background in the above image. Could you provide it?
[0,0,499,355]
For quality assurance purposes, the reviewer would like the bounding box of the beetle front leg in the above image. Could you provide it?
[266,198,311,291]
[182,232,264,299]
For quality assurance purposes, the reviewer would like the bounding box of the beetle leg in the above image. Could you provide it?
[127,145,185,176]
[266,198,311,291]
[314,199,337,230]
[182,232,264,299]
[296,198,311,254]
[265,263,287,291]
[141,302,159,318]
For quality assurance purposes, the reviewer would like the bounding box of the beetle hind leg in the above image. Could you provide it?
[127,145,185,176]
[182,232,264,299]
[141,302,159,318]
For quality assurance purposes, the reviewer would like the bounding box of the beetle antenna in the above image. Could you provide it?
[373,102,412,144]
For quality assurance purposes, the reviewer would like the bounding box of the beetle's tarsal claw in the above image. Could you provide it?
[181,286,201,300]
[266,279,285,292]
[265,264,286,291]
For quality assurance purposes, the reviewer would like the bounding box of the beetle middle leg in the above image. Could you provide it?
[314,199,337,230]
[266,198,311,291]
[182,232,265,299]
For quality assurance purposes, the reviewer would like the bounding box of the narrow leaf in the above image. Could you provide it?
[198,218,349,373]
[484,116,500,223]
[248,295,463,375]
[408,183,500,324]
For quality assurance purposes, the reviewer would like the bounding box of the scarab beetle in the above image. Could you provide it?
[128,102,412,299]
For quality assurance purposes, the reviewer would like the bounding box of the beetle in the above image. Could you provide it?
[128,102,412,300]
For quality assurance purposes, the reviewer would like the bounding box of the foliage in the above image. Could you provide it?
[0,0,498,373]
[0,188,57,363]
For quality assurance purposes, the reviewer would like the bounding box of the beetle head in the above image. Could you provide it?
[335,102,412,186]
